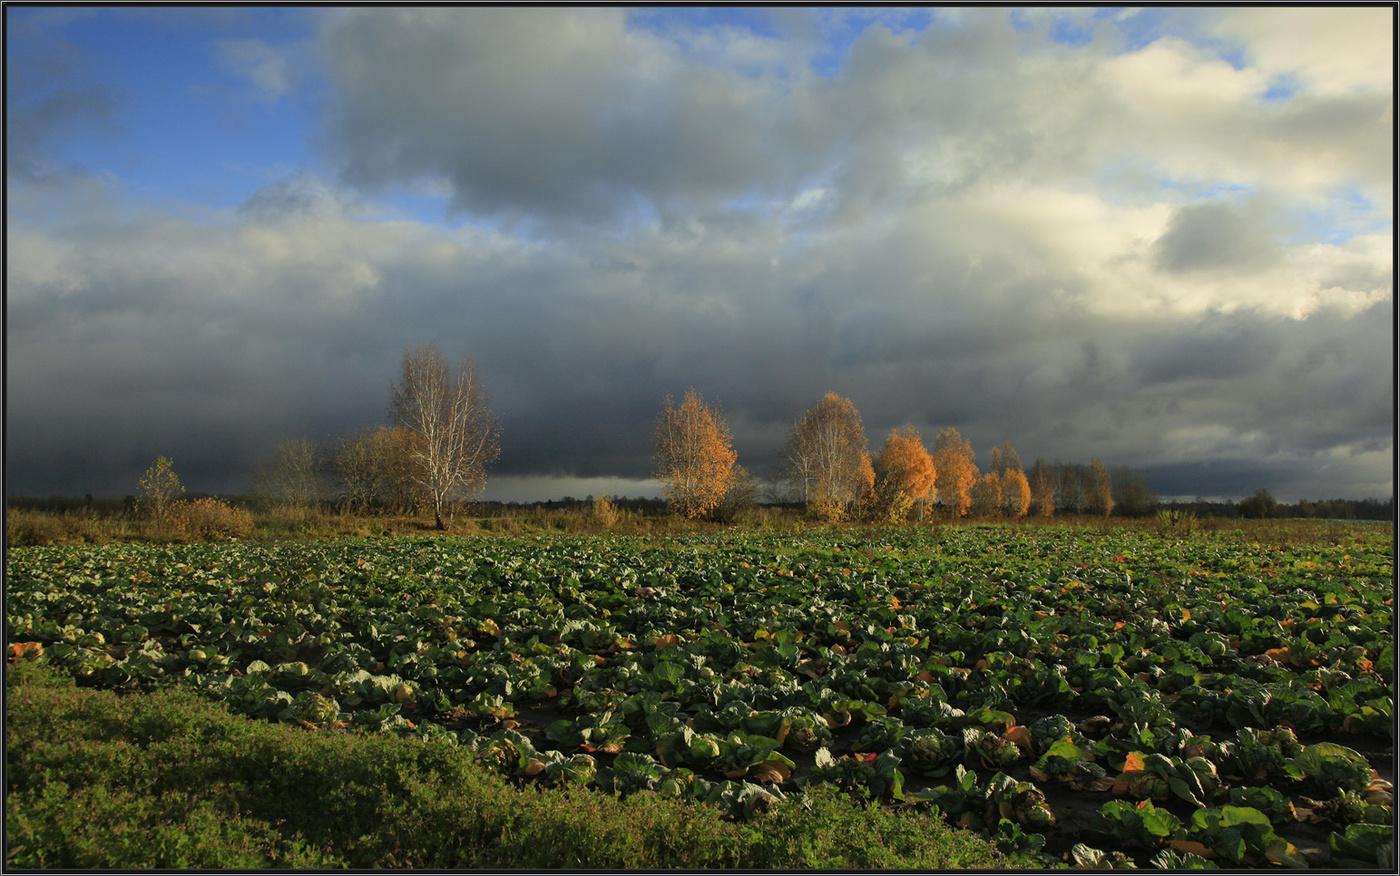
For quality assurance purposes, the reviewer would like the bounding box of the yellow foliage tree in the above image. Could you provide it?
[931,428,977,517]
[1000,468,1032,517]
[137,456,184,524]
[873,425,936,522]
[990,442,1031,517]
[653,388,738,519]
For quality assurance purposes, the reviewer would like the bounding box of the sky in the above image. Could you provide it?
[6,6,1394,504]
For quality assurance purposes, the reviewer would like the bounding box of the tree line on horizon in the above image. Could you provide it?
[654,388,1122,524]
[240,346,1148,526]
[54,345,1381,527]
[17,490,1391,524]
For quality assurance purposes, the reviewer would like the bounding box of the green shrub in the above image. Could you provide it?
[1156,507,1197,536]
[136,456,185,524]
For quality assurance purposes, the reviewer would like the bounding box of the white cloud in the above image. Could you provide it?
[1214,7,1395,95]
[219,38,292,101]
[1094,41,1390,205]
[1108,36,1267,105]
[311,8,1392,242]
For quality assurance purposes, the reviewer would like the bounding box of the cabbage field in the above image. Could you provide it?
[6,524,1395,868]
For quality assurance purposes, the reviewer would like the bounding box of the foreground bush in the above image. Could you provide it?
[5,662,1007,869]
[168,496,256,540]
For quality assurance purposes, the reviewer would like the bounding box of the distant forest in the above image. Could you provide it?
[498,493,1396,522]
[9,490,1393,522]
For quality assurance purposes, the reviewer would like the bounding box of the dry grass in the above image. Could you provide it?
[7,501,1388,548]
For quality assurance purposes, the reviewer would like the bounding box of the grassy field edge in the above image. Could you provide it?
[4,660,1012,869]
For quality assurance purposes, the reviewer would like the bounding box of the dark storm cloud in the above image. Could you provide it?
[6,195,407,496]
[1141,454,1390,504]
[1153,200,1282,275]
[1131,310,1279,385]
[5,192,1393,501]
[5,8,1392,504]
[1139,460,1302,502]
[316,8,1104,228]
[318,7,822,224]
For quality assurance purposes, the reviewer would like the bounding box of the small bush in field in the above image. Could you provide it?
[137,456,185,524]
[808,493,847,523]
[592,495,621,528]
[170,498,255,540]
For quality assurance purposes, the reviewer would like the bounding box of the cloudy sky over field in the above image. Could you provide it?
[6,7,1394,503]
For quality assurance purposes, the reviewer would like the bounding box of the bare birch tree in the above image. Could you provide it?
[251,438,323,509]
[782,392,873,521]
[391,345,500,529]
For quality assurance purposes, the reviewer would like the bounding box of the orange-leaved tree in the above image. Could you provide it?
[990,442,1031,517]
[653,388,738,519]
[873,425,936,521]
[1000,468,1032,517]
[931,427,978,517]
[783,392,873,521]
